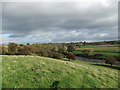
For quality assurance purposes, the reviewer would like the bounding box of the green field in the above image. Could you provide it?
[75,44,120,58]
[2,55,119,88]
[76,45,119,52]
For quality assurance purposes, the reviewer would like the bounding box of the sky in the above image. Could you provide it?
[1,0,119,44]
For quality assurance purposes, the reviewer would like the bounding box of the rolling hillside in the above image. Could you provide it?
[2,55,119,88]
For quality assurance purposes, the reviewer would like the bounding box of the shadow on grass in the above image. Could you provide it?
[92,63,120,70]
[50,81,60,88]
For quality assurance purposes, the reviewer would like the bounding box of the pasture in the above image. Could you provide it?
[2,55,119,88]
[76,44,119,52]
[75,44,119,58]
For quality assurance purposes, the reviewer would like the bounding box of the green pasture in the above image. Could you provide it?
[75,44,120,58]
[2,55,119,88]
[76,46,119,52]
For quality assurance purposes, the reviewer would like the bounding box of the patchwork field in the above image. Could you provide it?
[2,55,119,88]
[75,44,120,58]
[76,44,119,52]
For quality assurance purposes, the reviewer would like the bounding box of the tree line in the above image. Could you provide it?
[1,40,119,67]
[1,42,76,60]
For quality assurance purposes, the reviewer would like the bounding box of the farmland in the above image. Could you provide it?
[76,44,119,52]
[74,44,120,59]
[2,55,119,88]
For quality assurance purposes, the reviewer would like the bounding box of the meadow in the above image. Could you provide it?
[2,55,119,88]
[74,44,119,58]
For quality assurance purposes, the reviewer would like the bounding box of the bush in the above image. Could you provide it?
[8,43,18,55]
[93,54,103,57]
[105,56,117,67]
[51,46,59,52]
[66,52,76,60]
[17,46,32,55]
[88,49,94,57]
[58,46,68,53]
[1,46,8,55]
[67,45,75,52]
[81,49,89,55]
[50,52,63,59]
[81,49,94,57]
[17,47,24,55]
[35,48,48,57]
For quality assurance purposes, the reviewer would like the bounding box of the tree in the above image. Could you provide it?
[0,47,1,55]
[17,47,24,55]
[52,46,59,52]
[83,41,86,46]
[8,43,18,55]
[105,56,117,67]
[88,49,94,57]
[50,52,63,59]
[67,45,75,52]
[17,46,32,55]
[23,46,32,55]
[58,46,68,53]
[81,49,94,57]
[82,49,89,55]
[66,52,76,60]
[2,46,8,55]
[63,46,68,52]
[26,43,30,45]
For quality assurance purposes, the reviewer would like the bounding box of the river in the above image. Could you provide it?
[76,56,105,63]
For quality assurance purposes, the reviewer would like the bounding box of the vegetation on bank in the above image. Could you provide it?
[74,44,119,61]
[1,40,120,66]
[2,55,119,88]
[1,42,76,60]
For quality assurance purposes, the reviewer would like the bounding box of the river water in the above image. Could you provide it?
[76,56,105,63]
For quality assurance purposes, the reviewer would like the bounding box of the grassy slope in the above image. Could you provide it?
[2,55,119,88]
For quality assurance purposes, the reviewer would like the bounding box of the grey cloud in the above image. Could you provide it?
[2,1,118,43]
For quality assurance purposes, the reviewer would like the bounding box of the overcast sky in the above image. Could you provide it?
[1,0,119,44]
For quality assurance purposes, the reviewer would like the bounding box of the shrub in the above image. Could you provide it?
[93,54,103,59]
[105,56,117,67]
[67,45,75,52]
[50,52,63,59]
[24,46,32,55]
[66,52,76,60]
[81,49,94,57]
[17,46,32,55]
[82,49,89,54]
[93,54,103,57]
[0,47,1,55]
[58,46,68,53]
[0,46,8,55]
[63,46,68,52]
[88,49,94,57]
[8,43,18,55]
[52,46,59,52]
[17,47,24,55]
[35,48,48,57]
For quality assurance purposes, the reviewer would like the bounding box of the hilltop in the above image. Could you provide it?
[2,55,119,88]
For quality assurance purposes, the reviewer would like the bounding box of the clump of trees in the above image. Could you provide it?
[50,52,63,59]
[81,49,94,57]
[88,49,94,57]
[1,46,8,55]
[66,52,76,60]
[17,46,32,55]
[67,45,75,52]
[105,56,117,67]
[8,43,18,55]
[1,42,76,60]
[1,40,119,62]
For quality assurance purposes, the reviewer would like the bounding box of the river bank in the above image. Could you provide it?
[76,56,105,63]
